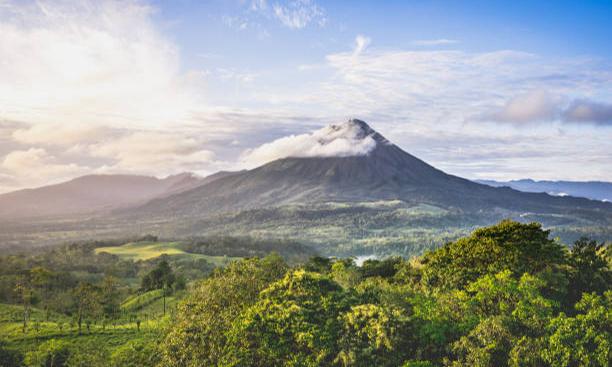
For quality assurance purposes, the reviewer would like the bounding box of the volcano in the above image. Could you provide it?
[126,119,610,220]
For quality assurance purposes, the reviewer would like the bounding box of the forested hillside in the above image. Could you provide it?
[1,220,610,366]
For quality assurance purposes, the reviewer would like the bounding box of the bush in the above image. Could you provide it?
[110,339,160,367]
[24,339,70,367]
[0,341,22,367]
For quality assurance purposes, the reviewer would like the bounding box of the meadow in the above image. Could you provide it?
[94,240,238,265]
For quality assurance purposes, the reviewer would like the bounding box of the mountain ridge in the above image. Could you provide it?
[0,173,204,219]
[123,120,611,220]
[476,179,612,202]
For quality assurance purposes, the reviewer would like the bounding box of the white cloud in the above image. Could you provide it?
[1,148,89,188]
[482,93,612,125]
[0,0,201,130]
[272,0,326,29]
[12,123,111,146]
[483,90,560,123]
[353,35,371,56]
[89,131,216,173]
[562,100,612,125]
[412,39,459,46]
[250,0,268,11]
[241,120,377,167]
[300,45,612,180]
[222,15,249,31]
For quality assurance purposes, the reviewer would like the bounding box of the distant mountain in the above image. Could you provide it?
[476,179,612,202]
[0,173,204,219]
[127,120,610,221]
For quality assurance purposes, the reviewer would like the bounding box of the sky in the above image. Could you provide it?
[0,0,611,193]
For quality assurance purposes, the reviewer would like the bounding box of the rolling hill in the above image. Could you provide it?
[0,172,204,219]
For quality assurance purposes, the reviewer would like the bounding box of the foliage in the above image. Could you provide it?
[180,236,318,263]
[65,340,109,367]
[159,254,288,366]
[541,291,611,367]
[1,220,611,367]
[421,220,567,289]
[223,270,351,367]
[24,339,71,367]
[336,304,410,367]
[566,238,611,307]
[0,340,22,367]
[110,338,161,367]
[140,260,175,292]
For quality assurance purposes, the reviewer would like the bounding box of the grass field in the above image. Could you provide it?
[120,289,184,314]
[94,241,238,265]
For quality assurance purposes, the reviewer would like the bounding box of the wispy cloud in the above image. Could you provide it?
[482,91,560,123]
[89,131,216,172]
[482,92,612,125]
[412,39,459,46]
[353,35,371,56]
[272,0,326,29]
[562,99,612,125]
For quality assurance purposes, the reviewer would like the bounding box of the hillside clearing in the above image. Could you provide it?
[94,241,238,265]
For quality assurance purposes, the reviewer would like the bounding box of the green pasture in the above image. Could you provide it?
[94,241,238,265]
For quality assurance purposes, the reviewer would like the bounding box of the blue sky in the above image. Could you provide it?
[157,0,612,66]
[0,0,611,192]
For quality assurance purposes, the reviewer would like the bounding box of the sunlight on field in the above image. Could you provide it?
[94,241,239,266]
[94,242,186,261]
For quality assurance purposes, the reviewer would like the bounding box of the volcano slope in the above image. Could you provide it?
[120,120,611,256]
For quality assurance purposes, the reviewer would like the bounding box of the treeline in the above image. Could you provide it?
[0,240,205,335]
[0,242,136,307]
[179,236,317,262]
[162,220,611,367]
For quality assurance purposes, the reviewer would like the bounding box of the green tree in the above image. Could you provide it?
[222,270,351,367]
[0,340,22,367]
[336,304,409,367]
[449,316,513,367]
[72,282,101,334]
[304,256,333,273]
[160,255,287,366]
[110,339,160,367]
[421,220,566,289]
[360,257,402,279]
[331,258,361,289]
[30,267,53,321]
[66,341,108,367]
[140,260,175,292]
[566,238,611,307]
[14,274,33,333]
[542,291,611,367]
[100,275,121,320]
[24,339,70,367]
[141,260,176,315]
[408,270,555,366]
